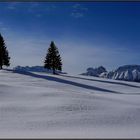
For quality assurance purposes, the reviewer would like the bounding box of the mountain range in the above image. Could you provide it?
[81,65,140,82]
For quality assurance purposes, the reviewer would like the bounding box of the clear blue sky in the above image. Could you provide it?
[0,2,140,74]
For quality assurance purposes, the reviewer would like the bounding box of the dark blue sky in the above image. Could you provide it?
[0,2,140,74]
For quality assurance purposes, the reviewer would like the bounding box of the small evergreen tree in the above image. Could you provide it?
[44,41,62,74]
[0,33,10,69]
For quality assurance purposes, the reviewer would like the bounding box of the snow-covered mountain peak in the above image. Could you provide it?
[81,66,107,77]
[81,65,140,82]
[107,65,140,82]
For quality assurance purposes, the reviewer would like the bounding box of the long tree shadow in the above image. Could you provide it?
[59,74,140,88]
[13,70,122,94]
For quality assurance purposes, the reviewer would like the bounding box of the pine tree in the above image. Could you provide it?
[0,33,10,69]
[44,41,62,74]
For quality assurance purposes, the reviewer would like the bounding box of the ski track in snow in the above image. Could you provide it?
[0,70,140,138]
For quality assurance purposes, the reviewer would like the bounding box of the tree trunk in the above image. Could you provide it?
[53,67,55,74]
[0,65,2,69]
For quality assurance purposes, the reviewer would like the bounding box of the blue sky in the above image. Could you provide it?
[0,2,140,74]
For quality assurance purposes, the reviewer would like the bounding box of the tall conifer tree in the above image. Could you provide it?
[44,41,62,74]
[0,33,10,69]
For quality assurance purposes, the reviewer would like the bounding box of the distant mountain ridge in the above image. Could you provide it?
[81,66,107,77]
[81,65,140,82]
[106,65,140,82]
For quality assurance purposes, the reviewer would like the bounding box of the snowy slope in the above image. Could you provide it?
[0,69,140,138]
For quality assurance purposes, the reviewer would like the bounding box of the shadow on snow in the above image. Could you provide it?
[13,70,122,94]
[59,75,140,88]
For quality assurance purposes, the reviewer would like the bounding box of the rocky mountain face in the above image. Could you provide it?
[81,65,140,82]
[106,65,140,82]
[81,66,107,77]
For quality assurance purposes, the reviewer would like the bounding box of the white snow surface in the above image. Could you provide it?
[0,69,140,138]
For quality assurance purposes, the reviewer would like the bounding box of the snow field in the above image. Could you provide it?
[0,70,140,138]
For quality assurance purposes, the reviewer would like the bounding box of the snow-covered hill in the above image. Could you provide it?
[0,69,140,138]
[13,65,67,74]
[13,65,47,72]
